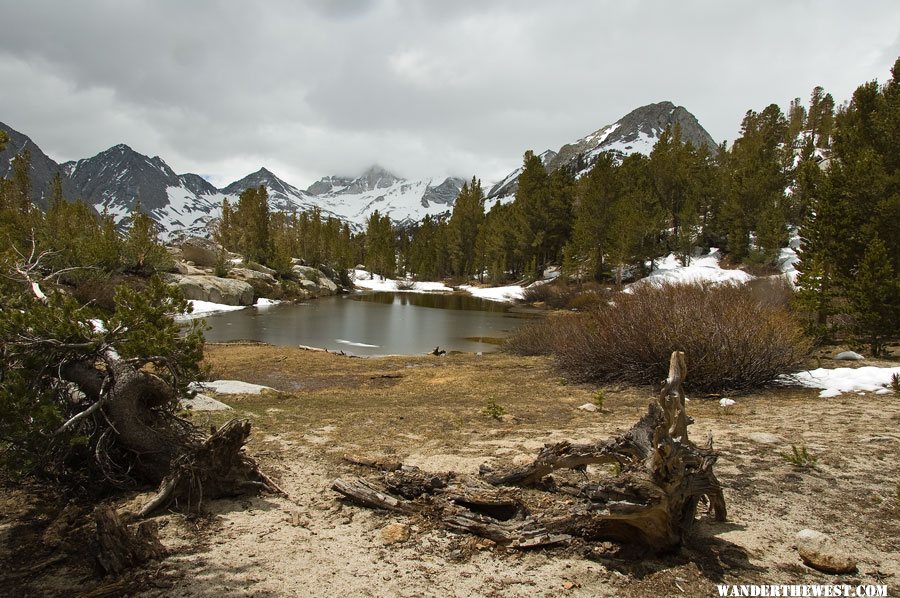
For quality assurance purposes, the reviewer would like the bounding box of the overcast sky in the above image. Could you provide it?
[1,1,898,188]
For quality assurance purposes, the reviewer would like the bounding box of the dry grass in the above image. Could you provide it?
[197,344,645,453]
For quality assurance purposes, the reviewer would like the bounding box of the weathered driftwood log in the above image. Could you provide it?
[332,351,726,553]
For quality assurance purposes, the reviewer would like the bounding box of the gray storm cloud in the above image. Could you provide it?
[0,0,897,187]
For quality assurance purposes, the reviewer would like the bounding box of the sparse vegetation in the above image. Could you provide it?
[482,398,506,420]
[782,445,818,469]
[889,373,900,396]
[592,389,606,411]
[507,281,811,392]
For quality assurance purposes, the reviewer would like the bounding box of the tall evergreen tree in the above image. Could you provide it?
[846,237,900,356]
[447,177,485,278]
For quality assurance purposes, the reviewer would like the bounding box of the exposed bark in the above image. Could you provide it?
[93,506,165,575]
[55,355,281,515]
[333,351,727,553]
[139,419,284,517]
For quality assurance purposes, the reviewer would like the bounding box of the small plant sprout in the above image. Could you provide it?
[781,445,818,469]
[592,390,606,411]
[482,398,506,420]
[889,373,900,396]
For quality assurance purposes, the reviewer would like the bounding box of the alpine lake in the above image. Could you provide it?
[201,291,538,356]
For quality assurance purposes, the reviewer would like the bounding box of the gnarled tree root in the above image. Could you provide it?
[332,351,727,554]
[139,419,284,517]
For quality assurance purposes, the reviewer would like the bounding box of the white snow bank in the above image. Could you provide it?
[775,228,802,285]
[781,366,900,398]
[352,269,453,293]
[190,380,275,395]
[255,298,282,308]
[177,300,247,321]
[459,284,525,302]
[626,249,752,292]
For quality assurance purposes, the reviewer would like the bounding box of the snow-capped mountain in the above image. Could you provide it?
[487,101,718,200]
[61,144,222,234]
[304,166,464,227]
[220,167,322,216]
[2,100,717,236]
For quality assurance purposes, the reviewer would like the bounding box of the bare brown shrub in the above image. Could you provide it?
[508,281,811,392]
[522,280,610,310]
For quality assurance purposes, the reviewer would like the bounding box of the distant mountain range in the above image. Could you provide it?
[0,101,717,236]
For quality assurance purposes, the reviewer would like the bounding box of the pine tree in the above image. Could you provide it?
[564,153,619,281]
[11,148,32,214]
[846,237,900,356]
[122,201,172,275]
[235,186,271,265]
[447,177,485,278]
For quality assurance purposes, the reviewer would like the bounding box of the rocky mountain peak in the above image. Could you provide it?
[0,121,78,210]
[489,102,718,199]
[344,165,402,194]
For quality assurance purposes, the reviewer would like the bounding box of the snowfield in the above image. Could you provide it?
[781,366,900,398]
[626,249,753,292]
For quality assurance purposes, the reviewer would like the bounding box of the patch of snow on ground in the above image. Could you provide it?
[626,249,752,292]
[190,380,275,395]
[351,269,453,293]
[459,284,525,302]
[255,298,282,308]
[177,300,247,321]
[719,398,736,407]
[778,229,802,285]
[781,366,900,398]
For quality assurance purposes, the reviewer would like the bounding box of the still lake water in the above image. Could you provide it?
[202,292,534,355]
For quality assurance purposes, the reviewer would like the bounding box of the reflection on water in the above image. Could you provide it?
[203,292,532,355]
[351,291,510,312]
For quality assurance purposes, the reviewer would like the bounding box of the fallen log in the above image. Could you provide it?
[332,351,726,553]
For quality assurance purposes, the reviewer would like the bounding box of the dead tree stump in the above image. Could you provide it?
[93,506,166,575]
[332,351,727,553]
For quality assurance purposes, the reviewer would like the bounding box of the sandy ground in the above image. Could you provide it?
[2,345,898,597]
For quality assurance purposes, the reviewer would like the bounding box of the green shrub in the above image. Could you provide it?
[781,445,818,469]
[482,398,506,420]
[507,281,811,392]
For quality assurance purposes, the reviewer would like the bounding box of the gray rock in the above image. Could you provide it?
[795,529,857,574]
[578,403,599,412]
[245,262,277,276]
[174,261,207,276]
[834,351,864,361]
[181,237,221,268]
[229,267,277,285]
[171,275,254,306]
[291,265,338,294]
[229,267,279,297]
[181,393,232,411]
